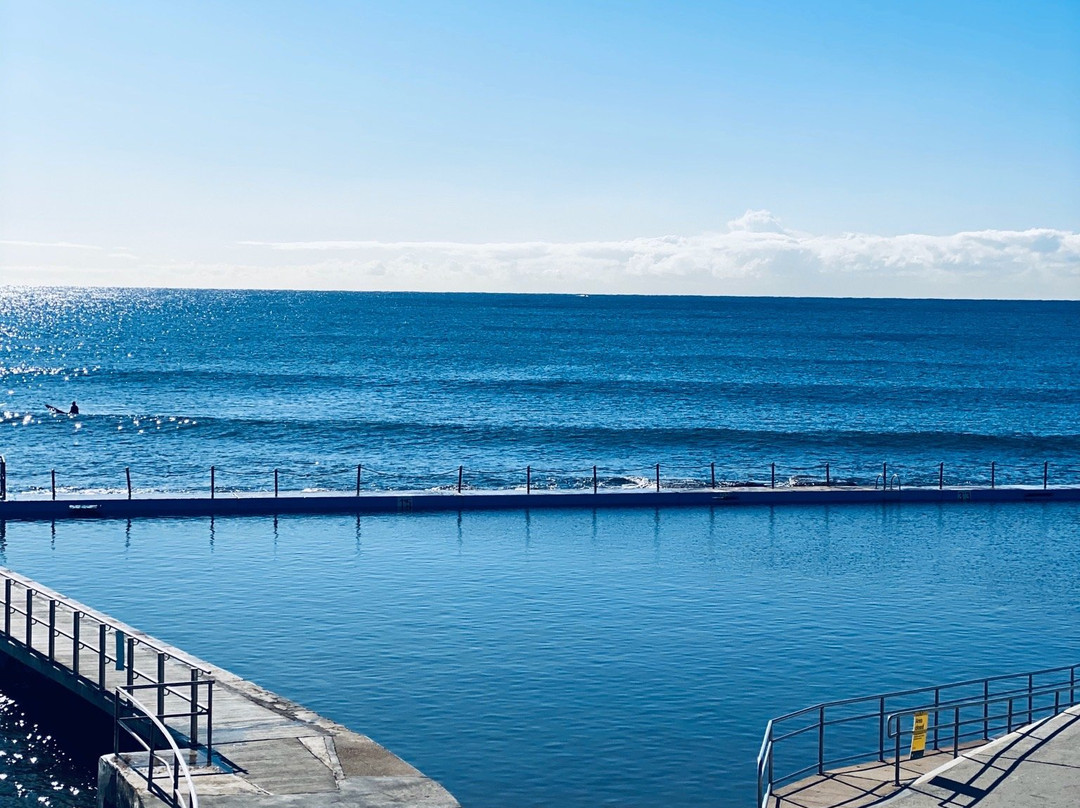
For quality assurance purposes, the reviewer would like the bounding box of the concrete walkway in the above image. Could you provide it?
[882,705,1080,807]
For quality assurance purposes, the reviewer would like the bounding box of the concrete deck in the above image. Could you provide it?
[0,483,1075,522]
[771,707,1080,808]
[0,567,459,808]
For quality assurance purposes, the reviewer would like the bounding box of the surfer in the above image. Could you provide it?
[46,401,79,415]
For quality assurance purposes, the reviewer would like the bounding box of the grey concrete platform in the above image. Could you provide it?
[0,567,460,808]
[0,483,1075,522]
[771,706,1080,808]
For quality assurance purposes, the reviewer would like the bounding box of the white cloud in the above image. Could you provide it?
[4,213,1079,298]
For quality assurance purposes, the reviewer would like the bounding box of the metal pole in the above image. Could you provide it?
[878,696,885,761]
[655,463,660,492]
[1044,461,1048,490]
[25,588,33,648]
[51,470,56,501]
[274,469,279,498]
[1,455,7,501]
[125,467,132,500]
[72,612,80,676]
[48,600,55,660]
[817,705,825,774]
[98,623,106,687]
[883,462,887,489]
[991,461,996,489]
[939,462,944,490]
[593,466,598,495]
[710,462,716,489]
[526,466,531,495]
[356,464,362,496]
[157,652,166,718]
[190,669,199,748]
[127,637,135,688]
[894,722,901,786]
[825,462,830,487]
[206,682,214,764]
[210,466,215,499]
[771,463,775,489]
[457,466,463,493]
[983,679,989,738]
[3,579,10,635]
[953,707,960,757]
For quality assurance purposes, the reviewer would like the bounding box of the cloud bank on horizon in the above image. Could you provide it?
[4,211,1078,299]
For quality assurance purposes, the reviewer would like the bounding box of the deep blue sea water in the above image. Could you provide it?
[0,289,1079,807]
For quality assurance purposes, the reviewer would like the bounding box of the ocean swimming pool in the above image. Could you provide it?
[1,501,1078,806]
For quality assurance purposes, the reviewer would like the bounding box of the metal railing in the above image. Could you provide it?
[0,569,214,765]
[756,663,1078,808]
[114,685,200,808]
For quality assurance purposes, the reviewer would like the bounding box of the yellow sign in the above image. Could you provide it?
[910,711,928,759]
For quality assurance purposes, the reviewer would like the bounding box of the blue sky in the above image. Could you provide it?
[1,1,1077,296]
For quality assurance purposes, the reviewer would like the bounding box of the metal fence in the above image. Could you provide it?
[757,663,1079,807]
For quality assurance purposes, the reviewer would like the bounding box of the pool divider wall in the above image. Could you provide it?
[0,485,1076,522]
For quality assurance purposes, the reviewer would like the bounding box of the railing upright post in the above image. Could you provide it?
[206,681,214,764]
[48,600,56,660]
[879,696,886,761]
[147,721,155,791]
[72,612,80,676]
[274,469,279,498]
[1029,673,1035,723]
[157,652,166,719]
[983,679,990,738]
[526,466,531,495]
[883,462,887,490]
[98,623,106,687]
[125,467,132,500]
[817,705,825,774]
[593,466,597,495]
[953,707,960,757]
[3,578,10,635]
[1044,461,1048,490]
[933,688,940,748]
[1007,698,1013,732]
[991,461,996,489]
[771,463,776,489]
[1071,666,1076,705]
[457,466,463,493]
[356,464,362,496]
[113,694,120,755]
[939,462,944,490]
[210,466,215,499]
[894,719,901,786]
[710,462,716,489]
[655,463,660,492]
[24,588,32,648]
[51,470,56,501]
[190,669,200,748]
[0,455,6,501]
[825,462,830,487]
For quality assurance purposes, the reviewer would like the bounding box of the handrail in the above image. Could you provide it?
[114,687,199,808]
[756,663,1079,807]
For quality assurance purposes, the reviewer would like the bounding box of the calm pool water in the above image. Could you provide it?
[1,501,1078,806]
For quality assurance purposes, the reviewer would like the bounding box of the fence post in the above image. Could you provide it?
[457,466,463,494]
[953,707,960,757]
[190,669,200,747]
[210,466,215,499]
[771,463,775,489]
[655,463,660,492]
[1,455,6,501]
[817,705,825,774]
[825,462,830,487]
[710,462,716,489]
[98,623,106,687]
[72,612,80,676]
[991,461,996,489]
[2,578,9,636]
[1044,461,1048,490]
[939,462,944,490]
[48,599,56,660]
[157,652,166,718]
[24,588,33,648]
[125,467,132,500]
[882,462,887,490]
[526,466,531,495]
[593,466,598,495]
[274,469,279,498]
[356,464,362,496]
[878,696,886,761]
[51,470,56,501]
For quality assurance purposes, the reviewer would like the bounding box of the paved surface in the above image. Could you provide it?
[883,706,1080,807]
[773,706,1080,808]
[0,567,459,808]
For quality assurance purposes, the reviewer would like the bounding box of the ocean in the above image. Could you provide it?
[0,288,1078,807]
